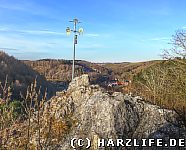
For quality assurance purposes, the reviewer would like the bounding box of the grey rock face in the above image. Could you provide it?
[46,75,186,150]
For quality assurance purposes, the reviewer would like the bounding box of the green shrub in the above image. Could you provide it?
[9,100,25,119]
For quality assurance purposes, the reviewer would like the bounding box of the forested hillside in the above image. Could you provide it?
[0,52,55,101]
[23,59,114,87]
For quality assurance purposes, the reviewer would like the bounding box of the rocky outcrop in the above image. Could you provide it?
[45,74,185,150]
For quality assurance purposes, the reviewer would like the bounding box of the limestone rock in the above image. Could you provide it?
[68,74,90,91]
[2,75,185,149]
[44,75,185,150]
[33,75,186,150]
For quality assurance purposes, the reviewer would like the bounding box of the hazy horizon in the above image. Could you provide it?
[1,50,163,64]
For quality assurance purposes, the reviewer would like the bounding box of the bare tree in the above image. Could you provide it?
[161,30,186,125]
[163,30,186,59]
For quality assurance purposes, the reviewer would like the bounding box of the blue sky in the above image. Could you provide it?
[0,0,186,62]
